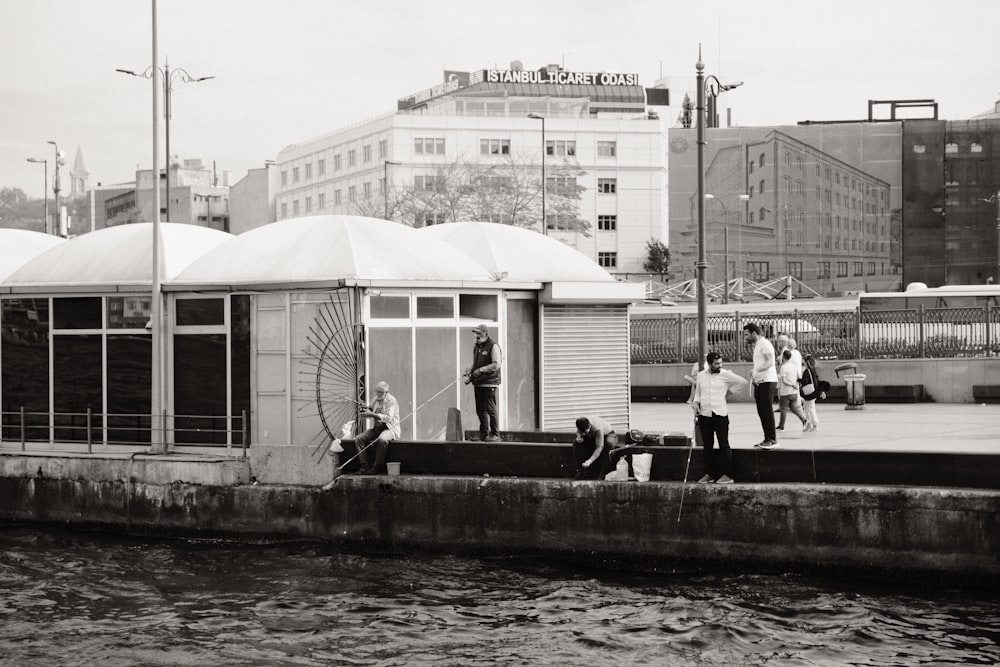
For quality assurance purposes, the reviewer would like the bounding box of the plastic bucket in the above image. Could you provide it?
[386,462,401,476]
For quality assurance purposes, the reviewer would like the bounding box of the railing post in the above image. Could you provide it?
[20,406,26,451]
[86,406,93,454]
[241,409,248,460]
[854,307,861,360]
[918,304,925,358]
[793,308,800,340]
[676,313,684,363]
[986,302,992,357]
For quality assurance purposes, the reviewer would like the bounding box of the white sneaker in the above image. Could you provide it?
[716,474,734,484]
[696,474,714,484]
[758,440,779,450]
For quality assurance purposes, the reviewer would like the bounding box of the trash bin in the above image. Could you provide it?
[844,373,866,410]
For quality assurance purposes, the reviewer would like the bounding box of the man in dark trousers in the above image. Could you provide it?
[692,352,748,484]
[464,323,502,441]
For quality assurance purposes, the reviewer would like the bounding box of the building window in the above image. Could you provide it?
[759,152,766,167]
[597,141,617,157]
[421,212,445,226]
[293,167,300,183]
[348,150,356,167]
[304,196,312,213]
[759,207,767,222]
[414,137,446,155]
[749,161,755,174]
[379,139,387,158]
[597,214,617,231]
[837,261,848,277]
[292,200,300,215]
[546,140,577,157]
[784,176,791,192]
[334,154,341,171]
[480,139,510,155]
[305,163,312,180]
[318,159,326,176]
[415,175,445,190]
[280,202,287,218]
[749,211,755,224]
[597,252,617,268]
[597,178,617,194]
[363,145,371,163]
[546,213,575,231]
[788,261,802,280]
[796,156,803,170]
[318,193,325,210]
[363,182,371,200]
[348,186,356,203]
[747,261,769,280]
[853,261,863,276]
[783,151,790,166]
[818,261,830,279]
[334,189,341,206]
[759,180,765,194]
[281,171,288,186]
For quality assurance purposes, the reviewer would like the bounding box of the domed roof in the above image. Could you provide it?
[170,215,494,288]
[2,223,233,291]
[0,229,64,282]
[420,222,615,282]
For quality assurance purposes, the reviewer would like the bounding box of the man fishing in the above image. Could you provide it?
[354,380,400,475]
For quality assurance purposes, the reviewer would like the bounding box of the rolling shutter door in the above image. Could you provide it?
[540,304,631,431]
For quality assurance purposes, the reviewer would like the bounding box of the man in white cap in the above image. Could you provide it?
[463,324,502,441]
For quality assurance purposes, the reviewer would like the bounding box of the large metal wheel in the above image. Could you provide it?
[302,294,362,445]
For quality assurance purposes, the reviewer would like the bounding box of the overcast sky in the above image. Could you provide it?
[2,0,997,199]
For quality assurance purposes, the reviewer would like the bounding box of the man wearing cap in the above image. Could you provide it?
[464,324,502,442]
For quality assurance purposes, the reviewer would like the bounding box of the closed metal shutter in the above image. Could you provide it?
[540,304,631,431]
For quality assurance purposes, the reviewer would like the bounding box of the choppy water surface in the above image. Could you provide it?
[1,527,998,666]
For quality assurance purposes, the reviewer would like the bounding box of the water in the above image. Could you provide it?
[1,526,998,666]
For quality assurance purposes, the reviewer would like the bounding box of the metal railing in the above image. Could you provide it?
[631,304,1000,364]
[0,408,249,457]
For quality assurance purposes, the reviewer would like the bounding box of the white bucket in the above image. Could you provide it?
[632,453,653,482]
[386,462,401,476]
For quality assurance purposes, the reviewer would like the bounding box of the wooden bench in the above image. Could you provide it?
[973,385,1000,404]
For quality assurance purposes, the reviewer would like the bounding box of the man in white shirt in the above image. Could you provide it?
[744,323,779,449]
[692,352,748,484]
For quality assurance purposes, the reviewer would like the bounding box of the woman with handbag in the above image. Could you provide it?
[800,354,829,432]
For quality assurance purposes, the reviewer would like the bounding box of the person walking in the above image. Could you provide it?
[354,381,401,475]
[743,322,779,449]
[777,349,812,432]
[800,354,829,432]
[572,415,617,480]
[692,352,748,484]
[464,324,502,441]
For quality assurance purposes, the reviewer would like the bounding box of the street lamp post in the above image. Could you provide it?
[383,160,400,220]
[117,63,214,222]
[46,141,64,236]
[695,50,744,362]
[704,194,730,303]
[26,158,48,234]
[527,113,547,235]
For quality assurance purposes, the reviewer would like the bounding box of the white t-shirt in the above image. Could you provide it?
[752,337,778,383]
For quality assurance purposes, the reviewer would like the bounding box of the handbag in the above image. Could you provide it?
[801,382,815,396]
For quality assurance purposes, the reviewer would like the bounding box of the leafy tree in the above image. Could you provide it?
[643,238,671,275]
[0,187,45,232]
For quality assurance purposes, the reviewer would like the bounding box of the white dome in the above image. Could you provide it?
[2,223,233,290]
[171,215,494,288]
[0,229,64,282]
[420,221,616,283]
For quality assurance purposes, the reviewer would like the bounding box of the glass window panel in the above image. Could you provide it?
[231,295,252,446]
[107,295,152,329]
[1,298,50,441]
[176,298,225,326]
[506,299,537,430]
[53,297,102,329]
[459,294,497,322]
[417,296,454,319]
[367,329,413,439]
[53,335,103,443]
[107,334,151,444]
[370,295,410,319]
[415,328,457,439]
[173,334,228,445]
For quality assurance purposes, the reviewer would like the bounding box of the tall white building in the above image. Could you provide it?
[273,63,674,274]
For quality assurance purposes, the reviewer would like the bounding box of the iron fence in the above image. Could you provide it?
[0,408,249,457]
[631,305,1000,364]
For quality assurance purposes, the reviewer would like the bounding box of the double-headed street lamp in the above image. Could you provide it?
[695,50,744,363]
[117,63,214,221]
[26,157,48,234]
[527,113,547,235]
[383,160,401,220]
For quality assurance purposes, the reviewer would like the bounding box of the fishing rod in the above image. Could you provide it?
[332,375,465,473]
[676,412,697,522]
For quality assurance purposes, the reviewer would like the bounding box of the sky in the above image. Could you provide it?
[2,0,998,199]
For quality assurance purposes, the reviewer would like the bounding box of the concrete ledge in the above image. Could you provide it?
[1,476,998,581]
[0,451,252,486]
[825,384,927,403]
